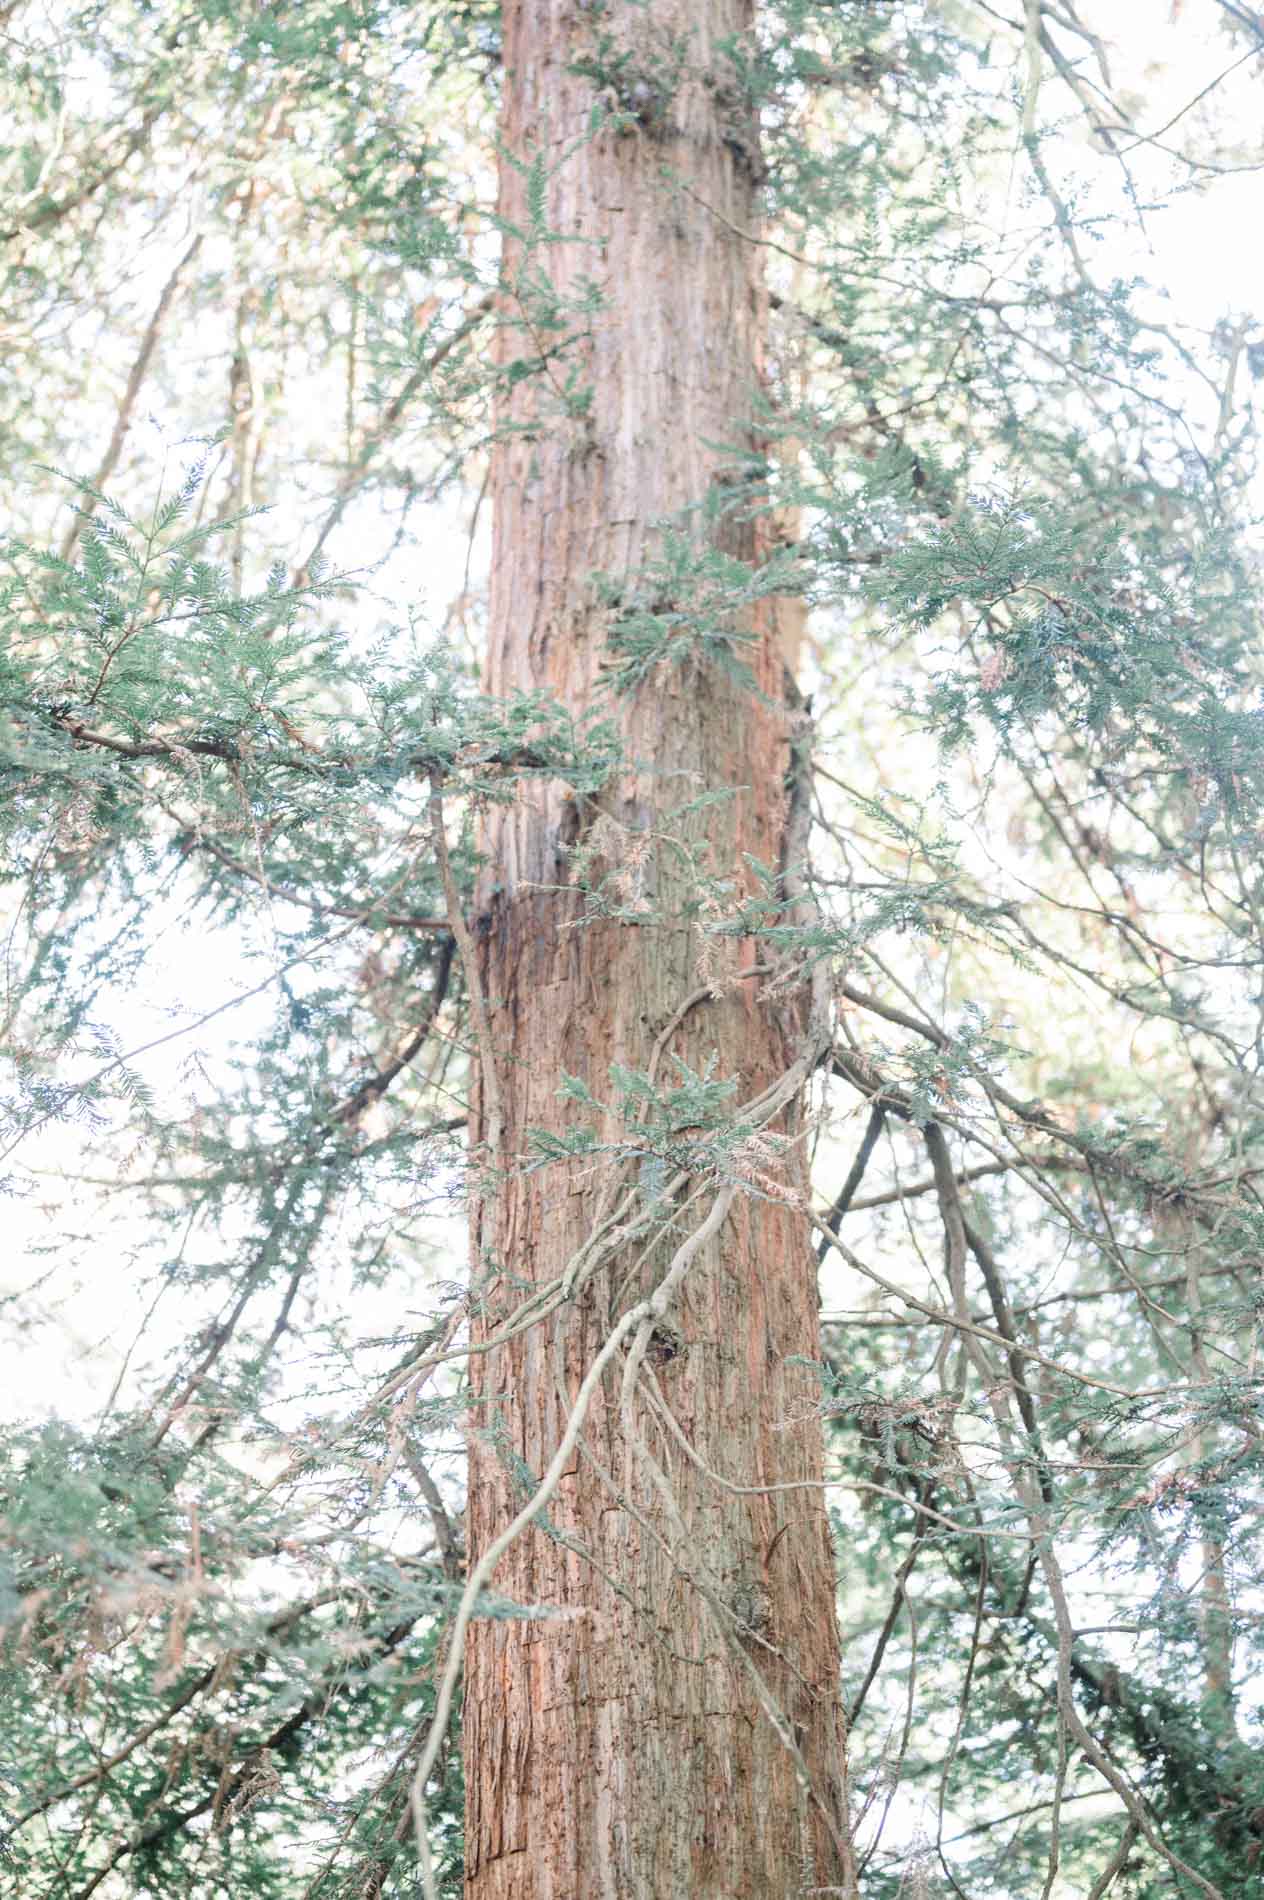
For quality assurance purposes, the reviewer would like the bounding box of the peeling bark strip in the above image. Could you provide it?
[464,4,850,1895]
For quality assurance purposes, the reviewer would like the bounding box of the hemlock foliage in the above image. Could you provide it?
[1,1,1262,1894]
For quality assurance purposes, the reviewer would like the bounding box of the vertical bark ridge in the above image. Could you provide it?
[465,5,850,1893]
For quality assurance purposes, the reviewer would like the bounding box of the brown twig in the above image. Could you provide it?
[61,233,205,562]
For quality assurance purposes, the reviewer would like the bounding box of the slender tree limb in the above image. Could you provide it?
[61,233,205,562]
[816,1103,886,1261]
[1085,1818,1141,1900]
[296,293,495,584]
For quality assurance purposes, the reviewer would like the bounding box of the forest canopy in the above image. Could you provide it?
[1,2,1262,1896]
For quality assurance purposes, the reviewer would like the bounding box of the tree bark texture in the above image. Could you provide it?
[464,5,850,1894]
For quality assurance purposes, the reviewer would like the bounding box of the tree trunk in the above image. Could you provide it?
[464,4,850,1894]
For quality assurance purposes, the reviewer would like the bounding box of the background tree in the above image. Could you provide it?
[1,2,1262,1897]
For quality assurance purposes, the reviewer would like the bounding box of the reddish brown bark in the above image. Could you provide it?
[464,5,850,1893]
